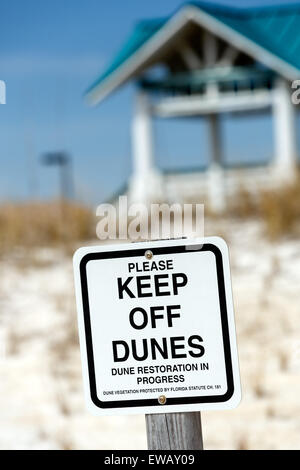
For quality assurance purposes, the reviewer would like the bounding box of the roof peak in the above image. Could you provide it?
[86,1,300,105]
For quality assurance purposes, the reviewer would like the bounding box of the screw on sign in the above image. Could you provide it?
[73,237,241,450]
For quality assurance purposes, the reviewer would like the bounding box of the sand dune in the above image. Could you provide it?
[0,222,299,449]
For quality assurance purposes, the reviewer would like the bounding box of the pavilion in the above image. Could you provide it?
[86,2,300,210]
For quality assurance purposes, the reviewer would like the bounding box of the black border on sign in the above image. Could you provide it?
[79,243,234,409]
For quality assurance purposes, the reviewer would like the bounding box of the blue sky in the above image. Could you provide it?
[0,0,299,204]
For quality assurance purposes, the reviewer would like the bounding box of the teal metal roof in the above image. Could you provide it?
[196,2,300,72]
[87,2,300,104]
[94,18,166,86]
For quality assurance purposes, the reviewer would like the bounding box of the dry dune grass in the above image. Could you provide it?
[0,201,96,255]
[1,175,300,258]
[228,174,300,239]
[259,181,300,239]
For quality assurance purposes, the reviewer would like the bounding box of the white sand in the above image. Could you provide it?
[1,222,300,450]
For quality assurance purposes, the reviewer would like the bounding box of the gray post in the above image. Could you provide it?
[145,412,203,450]
[207,113,225,212]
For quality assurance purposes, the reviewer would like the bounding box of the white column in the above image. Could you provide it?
[207,114,226,212]
[129,91,163,205]
[273,78,298,181]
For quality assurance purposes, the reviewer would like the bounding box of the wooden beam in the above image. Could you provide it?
[203,31,218,66]
[146,412,203,450]
[179,41,202,70]
[152,89,273,117]
[218,45,240,67]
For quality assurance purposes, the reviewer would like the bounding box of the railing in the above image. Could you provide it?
[139,66,275,97]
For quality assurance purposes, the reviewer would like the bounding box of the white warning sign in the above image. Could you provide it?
[73,237,241,415]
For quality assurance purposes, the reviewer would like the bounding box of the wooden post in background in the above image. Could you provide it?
[146,412,203,450]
